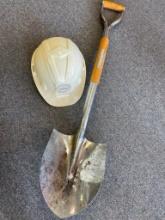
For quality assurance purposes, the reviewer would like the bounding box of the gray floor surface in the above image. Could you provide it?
[0,0,165,220]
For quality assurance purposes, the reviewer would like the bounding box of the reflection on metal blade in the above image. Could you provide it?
[40,129,107,218]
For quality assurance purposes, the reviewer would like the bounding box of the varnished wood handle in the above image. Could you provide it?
[103,1,125,12]
[91,36,109,84]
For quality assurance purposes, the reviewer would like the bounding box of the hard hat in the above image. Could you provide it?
[31,37,86,107]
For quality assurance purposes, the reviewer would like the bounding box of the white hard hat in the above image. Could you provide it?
[31,37,86,107]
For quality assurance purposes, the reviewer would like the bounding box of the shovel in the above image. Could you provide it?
[40,1,125,218]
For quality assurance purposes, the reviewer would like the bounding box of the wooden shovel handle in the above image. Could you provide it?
[91,36,109,84]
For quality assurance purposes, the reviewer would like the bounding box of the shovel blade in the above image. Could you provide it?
[40,129,107,219]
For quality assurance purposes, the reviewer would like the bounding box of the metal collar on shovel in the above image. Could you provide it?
[40,1,125,219]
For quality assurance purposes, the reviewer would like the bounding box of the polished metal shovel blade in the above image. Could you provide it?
[40,129,107,219]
